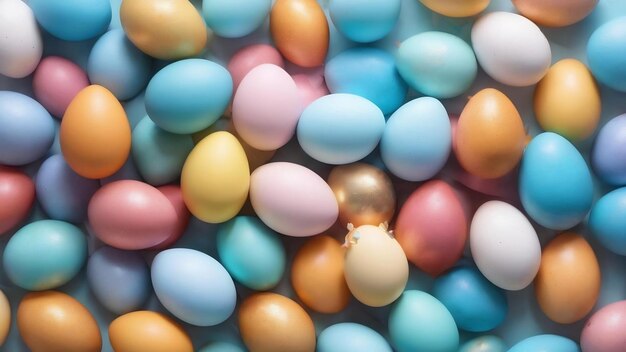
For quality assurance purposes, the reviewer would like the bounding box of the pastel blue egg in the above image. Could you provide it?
[199,342,246,352]
[587,17,626,92]
[3,220,87,290]
[151,248,237,326]
[217,216,286,290]
[396,31,477,98]
[329,0,401,43]
[145,59,233,134]
[389,290,459,352]
[87,246,151,314]
[0,91,55,166]
[520,132,593,230]
[202,0,271,38]
[36,154,100,223]
[88,29,152,101]
[297,94,385,164]
[132,116,194,186]
[508,334,580,352]
[592,113,626,186]
[589,187,626,256]
[433,265,507,332]
[380,97,451,181]
[325,47,407,115]
[459,335,507,352]
[318,323,393,352]
[29,0,111,41]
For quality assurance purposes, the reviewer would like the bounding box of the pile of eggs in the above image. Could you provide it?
[1,0,626,351]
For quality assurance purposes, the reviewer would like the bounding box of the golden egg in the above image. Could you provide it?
[512,0,598,27]
[109,311,193,352]
[419,0,490,17]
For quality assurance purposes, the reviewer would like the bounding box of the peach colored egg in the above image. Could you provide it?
[0,290,9,347]
[228,44,284,89]
[512,0,598,27]
[581,300,626,352]
[32,56,89,118]
[419,0,490,17]
[0,166,35,236]
[150,185,190,249]
[109,311,193,352]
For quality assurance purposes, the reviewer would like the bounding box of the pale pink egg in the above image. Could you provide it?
[290,68,329,107]
[33,56,89,118]
[581,300,626,352]
[228,44,284,89]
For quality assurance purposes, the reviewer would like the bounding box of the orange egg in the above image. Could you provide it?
[0,290,9,347]
[455,88,527,179]
[535,232,601,324]
[60,85,131,179]
[512,0,598,27]
[419,0,490,17]
[17,291,101,352]
[109,311,193,352]
[270,0,329,68]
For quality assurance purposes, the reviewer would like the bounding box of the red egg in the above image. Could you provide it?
[581,300,626,352]
[33,56,89,118]
[0,167,35,235]
[150,185,190,249]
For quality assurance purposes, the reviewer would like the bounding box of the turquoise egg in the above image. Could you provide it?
[132,116,194,186]
[318,323,392,352]
[389,290,459,352]
[88,29,152,101]
[589,187,626,256]
[29,0,111,41]
[202,0,271,38]
[380,97,451,181]
[297,94,385,165]
[396,31,477,99]
[587,17,626,92]
[329,0,401,43]
[145,59,233,134]
[3,220,87,290]
[325,47,407,115]
[217,216,286,290]
[508,334,580,352]
[520,132,593,230]
[199,342,245,352]
[459,335,507,352]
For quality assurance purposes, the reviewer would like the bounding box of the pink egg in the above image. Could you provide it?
[581,300,626,352]
[232,64,303,151]
[250,162,338,237]
[150,184,190,250]
[88,180,178,250]
[288,65,329,107]
[228,44,284,89]
[32,56,89,118]
[0,166,35,235]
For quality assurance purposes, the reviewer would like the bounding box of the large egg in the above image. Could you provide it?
[250,162,338,237]
[0,167,35,236]
[329,0,400,43]
[520,132,593,230]
[29,0,110,41]
[0,290,8,346]
[509,335,579,352]
[419,0,490,17]
[581,300,626,352]
[472,12,551,86]
[459,335,507,352]
[318,323,392,352]
[587,17,626,92]
[33,56,89,118]
[0,0,42,78]
[109,311,193,352]
[512,0,598,27]
[589,187,626,256]
[202,0,271,38]
[228,44,284,89]
[470,201,541,290]
[592,114,626,186]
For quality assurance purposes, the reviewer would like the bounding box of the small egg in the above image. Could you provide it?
[33,56,89,118]
[419,0,490,17]
[0,0,42,78]
[459,335,507,352]
[508,335,580,352]
[291,67,329,107]
[581,300,626,352]
[329,0,400,43]
[199,342,246,352]
[592,114,626,186]
[202,0,271,38]
[0,290,10,347]
[587,17,626,92]
[512,0,598,27]
[150,184,190,249]
[109,310,193,352]
[0,167,35,236]
[318,323,392,352]
[589,187,626,256]
[228,44,284,88]
[29,0,111,41]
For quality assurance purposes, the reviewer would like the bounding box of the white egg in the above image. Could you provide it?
[0,0,43,78]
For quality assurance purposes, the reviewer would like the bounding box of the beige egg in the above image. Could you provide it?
[0,290,9,347]
[512,0,598,27]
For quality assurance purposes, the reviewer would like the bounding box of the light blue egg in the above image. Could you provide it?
[587,17,626,92]
[217,216,286,290]
[589,187,626,256]
[396,31,477,98]
[29,0,111,41]
[380,97,451,181]
[519,132,593,230]
[132,116,194,186]
[0,91,55,166]
[199,341,246,352]
[3,220,87,290]
[459,335,507,352]
[329,0,401,43]
[508,334,580,352]
[297,94,385,164]
[389,290,459,352]
[145,59,233,134]
[88,29,152,101]
[592,113,626,186]
[151,248,237,326]
[87,246,151,314]
[202,0,271,38]
[325,47,407,115]
[318,323,393,352]
[433,265,507,332]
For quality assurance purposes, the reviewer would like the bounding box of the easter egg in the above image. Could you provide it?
[291,235,351,313]
[389,290,459,352]
[0,91,55,166]
[238,293,316,352]
[589,187,626,256]
[318,323,392,352]
[17,291,101,352]
[419,0,490,17]
[396,32,477,98]
[152,248,236,326]
[297,94,385,164]
[470,201,541,290]
[0,167,35,236]
[329,0,400,43]
[0,0,42,78]
[120,0,207,59]
[270,0,329,67]
[0,290,10,347]
[232,64,302,151]
[381,97,451,181]
[199,342,245,352]
[3,220,87,291]
[228,44,284,88]
[592,114,626,186]
[109,311,193,352]
[145,59,233,134]
[29,0,111,41]
[150,184,190,249]
[512,0,598,27]
[520,132,593,230]
[325,47,407,115]
[581,300,626,352]
[509,335,580,352]
[459,335,507,352]
[291,67,330,107]
[455,88,527,179]
[33,56,89,118]
[250,162,338,237]
[395,180,468,276]
[587,17,626,92]
[202,0,271,38]
[472,12,551,86]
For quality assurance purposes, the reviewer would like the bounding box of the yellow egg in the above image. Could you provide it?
[419,0,490,17]
[109,311,193,352]
[534,59,601,141]
[120,0,208,59]
[0,290,9,347]
[512,0,598,27]
[181,131,250,223]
